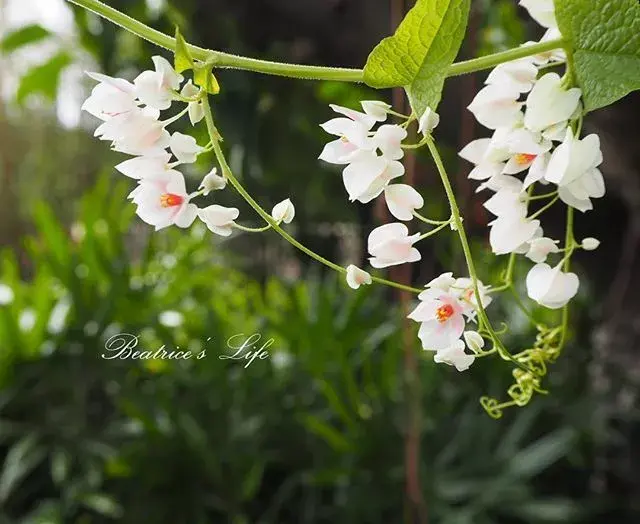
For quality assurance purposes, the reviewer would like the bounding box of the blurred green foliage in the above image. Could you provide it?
[0,176,626,524]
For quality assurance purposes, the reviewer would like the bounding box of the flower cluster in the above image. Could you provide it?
[459,0,602,310]
[407,273,493,371]
[82,56,294,235]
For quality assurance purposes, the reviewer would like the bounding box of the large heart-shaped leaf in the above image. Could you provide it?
[363,0,470,116]
[555,0,640,112]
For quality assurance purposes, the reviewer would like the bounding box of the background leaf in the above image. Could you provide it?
[16,52,72,105]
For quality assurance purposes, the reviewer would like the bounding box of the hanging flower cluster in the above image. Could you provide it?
[74,0,622,419]
[82,56,294,235]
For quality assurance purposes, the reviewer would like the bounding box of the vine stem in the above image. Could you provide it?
[200,95,421,295]
[425,137,531,372]
[66,0,565,83]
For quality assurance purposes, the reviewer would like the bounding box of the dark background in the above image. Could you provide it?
[0,0,639,522]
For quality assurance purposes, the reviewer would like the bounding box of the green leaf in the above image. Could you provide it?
[363,0,471,115]
[80,493,123,518]
[555,0,640,112]
[16,52,72,105]
[1,24,51,52]
[193,63,220,95]
[174,27,194,73]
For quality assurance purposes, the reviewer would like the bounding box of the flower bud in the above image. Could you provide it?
[345,265,372,290]
[581,237,600,251]
[199,168,227,196]
[463,331,485,353]
[418,107,440,136]
[271,198,295,224]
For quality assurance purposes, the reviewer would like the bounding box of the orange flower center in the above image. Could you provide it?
[160,193,184,208]
[514,153,537,165]
[436,304,454,323]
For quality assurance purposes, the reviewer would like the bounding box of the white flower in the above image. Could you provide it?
[526,237,560,263]
[342,153,404,203]
[319,117,372,164]
[544,129,605,212]
[372,124,407,160]
[198,205,240,237]
[129,170,198,231]
[0,283,14,306]
[485,58,538,93]
[526,263,579,309]
[524,73,582,133]
[82,72,138,121]
[361,100,390,122]
[272,198,295,224]
[483,184,526,218]
[476,174,523,193]
[468,83,523,130]
[490,216,541,255]
[198,168,227,195]
[523,152,551,189]
[463,331,485,353]
[95,107,169,156]
[115,152,172,179]
[368,223,421,268]
[519,0,557,29]
[449,277,493,320]
[501,129,552,175]
[384,184,424,221]
[581,237,601,251]
[408,291,465,351]
[434,340,476,371]
[459,138,506,181]
[170,132,205,164]
[181,80,204,125]
[530,28,566,65]
[346,265,372,289]
[329,103,378,129]
[423,272,456,292]
[133,55,184,111]
[418,107,440,136]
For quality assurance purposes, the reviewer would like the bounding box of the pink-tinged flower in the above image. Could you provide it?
[342,153,404,203]
[527,29,566,65]
[468,83,523,130]
[544,128,605,212]
[434,340,476,371]
[329,104,377,129]
[95,107,169,156]
[82,72,138,121]
[450,277,493,320]
[345,265,372,289]
[115,152,172,179]
[368,223,421,269]
[133,55,184,111]
[502,129,552,174]
[384,184,424,221]
[526,237,560,263]
[483,184,527,218]
[423,272,456,292]
[129,170,197,231]
[526,263,579,309]
[197,205,240,237]
[408,291,465,351]
[485,58,538,93]
[372,124,407,160]
[524,73,582,133]
[319,119,372,164]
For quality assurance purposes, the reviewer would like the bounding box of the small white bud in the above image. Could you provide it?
[199,168,227,196]
[463,331,485,353]
[345,265,372,290]
[271,198,295,224]
[581,237,600,251]
[418,107,440,136]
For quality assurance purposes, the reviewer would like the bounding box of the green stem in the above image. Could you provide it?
[529,195,560,220]
[234,223,273,233]
[66,0,565,83]
[417,222,450,241]
[413,212,450,226]
[200,95,421,295]
[559,207,575,348]
[425,136,531,372]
